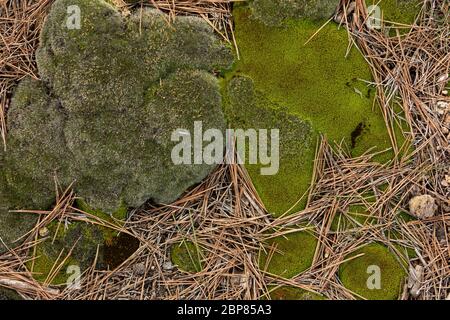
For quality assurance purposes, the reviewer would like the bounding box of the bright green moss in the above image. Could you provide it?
[75,199,127,224]
[74,198,127,242]
[373,0,422,25]
[269,286,325,300]
[225,7,403,215]
[250,0,340,26]
[260,231,317,279]
[223,76,314,216]
[339,243,406,300]
[170,241,203,273]
[30,245,78,285]
[233,7,396,153]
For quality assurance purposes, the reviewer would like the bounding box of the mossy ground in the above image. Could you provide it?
[249,0,340,26]
[259,231,317,279]
[269,286,325,300]
[339,243,406,300]
[170,241,203,273]
[224,6,405,216]
[1,0,232,252]
[331,204,376,232]
[222,76,314,216]
[29,221,102,285]
[330,193,377,231]
[0,287,22,300]
[75,199,127,242]
[30,200,135,285]
[374,0,422,25]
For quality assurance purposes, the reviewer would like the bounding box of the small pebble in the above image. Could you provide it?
[38,227,49,237]
[162,261,174,271]
[438,74,449,82]
[409,195,437,219]
[132,262,146,275]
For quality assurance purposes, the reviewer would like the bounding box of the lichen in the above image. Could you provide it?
[0,0,233,252]
[339,243,406,300]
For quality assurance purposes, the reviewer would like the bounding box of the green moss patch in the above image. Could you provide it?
[30,198,139,284]
[1,0,233,251]
[339,243,406,300]
[75,199,127,221]
[270,286,325,300]
[171,241,203,273]
[224,7,403,215]
[30,221,103,285]
[0,287,22,300]
[223,76,314,216]
[373,0,422,25]
[250,0,340,26]
[260,231,317,279]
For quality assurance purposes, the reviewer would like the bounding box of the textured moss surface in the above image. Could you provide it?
[270,286,325,300]
[260,231,317,279]
[339,243,406,300]
[30,200,139,284]
[0,208,37,253]
[223,76,314,216]
[374,0,422,25]
[171,241,203,273]
[226,7,401,215]
[30,221,104,285]
[0,0,232,252]
[0,287,22,300]
[250,0,340,26]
